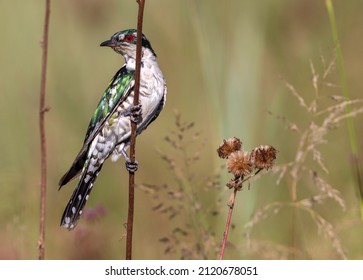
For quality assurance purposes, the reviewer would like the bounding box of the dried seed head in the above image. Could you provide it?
[226,150,252,177]
[250,145,278,170]
[217,137,242,159]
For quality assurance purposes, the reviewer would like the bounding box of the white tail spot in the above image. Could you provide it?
[84,174,91,183]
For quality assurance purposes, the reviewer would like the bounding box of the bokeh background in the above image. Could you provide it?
[1,0,363,259]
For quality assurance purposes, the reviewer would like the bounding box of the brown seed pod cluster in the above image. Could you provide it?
[226,150,252,177]
[217,137,242,159]
[217,137,277,182]
[250,145,278,170]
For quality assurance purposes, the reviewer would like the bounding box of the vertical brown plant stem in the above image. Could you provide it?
[38,0,51,260]
[219,189,238,260]
[125,0,145,260]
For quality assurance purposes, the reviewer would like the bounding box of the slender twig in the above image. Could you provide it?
[217,140,276,259]
[125,0,145,260]
[219,170,262,260]
[38,0,51,260]
[219,189,237,260]
[219,168,264,259]
[241,169,262,184]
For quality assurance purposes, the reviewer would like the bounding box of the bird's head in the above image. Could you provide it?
[100,29,156,59]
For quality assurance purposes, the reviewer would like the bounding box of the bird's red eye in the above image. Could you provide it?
[125,34,135,43]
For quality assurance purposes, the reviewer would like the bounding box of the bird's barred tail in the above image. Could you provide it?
[61,156,104,230]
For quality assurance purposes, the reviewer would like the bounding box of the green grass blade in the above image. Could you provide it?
[325,0,363,218]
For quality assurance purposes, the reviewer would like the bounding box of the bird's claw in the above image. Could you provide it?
[126,160,138,173]
[123,104,142,123]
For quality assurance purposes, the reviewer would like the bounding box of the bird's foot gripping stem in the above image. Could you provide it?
[123,104,142,123]
[125,160,138,173]
[121,148,139,173]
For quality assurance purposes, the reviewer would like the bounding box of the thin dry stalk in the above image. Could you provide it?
[219,189,237,260]
[125,0,145,260]
[38,0,51,260]
[218,139,277,259]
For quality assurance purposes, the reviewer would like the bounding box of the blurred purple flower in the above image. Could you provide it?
[83,204,107,222]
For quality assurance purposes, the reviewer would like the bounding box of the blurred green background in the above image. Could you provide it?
[0,0,363,259]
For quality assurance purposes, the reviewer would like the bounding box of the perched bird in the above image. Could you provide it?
[59,29,167,230]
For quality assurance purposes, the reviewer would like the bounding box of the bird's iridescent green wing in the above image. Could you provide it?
[59,66,134,187]
[84,66,135,144]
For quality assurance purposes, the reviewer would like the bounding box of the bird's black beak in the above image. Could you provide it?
[100,39,114,47]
